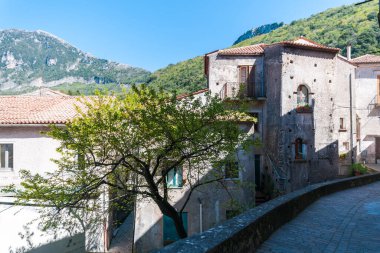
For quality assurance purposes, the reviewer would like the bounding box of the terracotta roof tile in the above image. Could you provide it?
[216,37,340,57]
[350,54,380,64]
[218,44,266,56]
[0,96,85,125]
[177,88,209,100]
[274,37,340,53]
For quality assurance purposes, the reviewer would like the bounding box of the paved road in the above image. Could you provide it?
[257,181,380,253]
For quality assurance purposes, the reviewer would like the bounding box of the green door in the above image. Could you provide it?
[254,155,261,189]
[163,212,188,246]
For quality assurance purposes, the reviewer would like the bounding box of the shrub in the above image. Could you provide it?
[349,163,368,175]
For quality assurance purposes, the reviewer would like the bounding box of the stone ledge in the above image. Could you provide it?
[155,173,380,253]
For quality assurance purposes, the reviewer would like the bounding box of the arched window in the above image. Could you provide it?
[295,138,307,160]
[297,85,309,106]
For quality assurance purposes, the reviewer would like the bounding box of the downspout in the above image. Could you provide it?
[349,72,354,165]
[261,57,265,97]
[198,198,203,233]
[131,175,138,253]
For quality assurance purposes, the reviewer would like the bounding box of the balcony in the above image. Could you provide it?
[368,95,380,111]
[218,82,266,100]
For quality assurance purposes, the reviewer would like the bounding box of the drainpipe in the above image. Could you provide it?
[261,59,265,97]
[349,72,354,165]
[198,198,203,233]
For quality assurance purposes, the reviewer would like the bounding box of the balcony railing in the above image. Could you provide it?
[368,95,380,112]
[219,82,260,100]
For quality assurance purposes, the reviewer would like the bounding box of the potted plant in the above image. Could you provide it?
[296,103,313,113]
[339,153,348,160]
[350,163,368,176]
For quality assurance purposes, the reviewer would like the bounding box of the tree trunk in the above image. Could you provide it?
[154,197,188,238]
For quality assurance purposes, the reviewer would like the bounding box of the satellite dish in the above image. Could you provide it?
[355,0,380,27]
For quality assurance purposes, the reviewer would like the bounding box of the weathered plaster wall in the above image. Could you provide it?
[264,46,356,192]
[355,64,380,164]
[0,126,60,188]
[134,123,257,253]
[0,126,107,253]
[207,52,264,97]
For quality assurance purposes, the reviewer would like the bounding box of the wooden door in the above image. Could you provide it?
[376,137,380,161]
[254,155,261,189]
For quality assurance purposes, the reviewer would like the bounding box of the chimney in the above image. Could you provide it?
[347,43,352,60]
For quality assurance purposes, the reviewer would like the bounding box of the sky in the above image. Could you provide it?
[0,0,361,72]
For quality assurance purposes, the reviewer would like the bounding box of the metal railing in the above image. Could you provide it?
[367,95,380,112]
[218,82,255,100]
[265,153,287,194]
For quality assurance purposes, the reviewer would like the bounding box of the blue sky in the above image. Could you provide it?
[0,0,360,71]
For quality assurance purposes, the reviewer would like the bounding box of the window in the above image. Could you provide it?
[0,144,13,169]
[297,85,309,106]
[224,160,239,179]
[166,167,183,188]
[238,65,255,97]
[339,118,346,130]
[295,138,307,160]
[163,212,188,246]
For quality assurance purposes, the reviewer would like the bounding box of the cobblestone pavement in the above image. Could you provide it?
[257,181,380,253]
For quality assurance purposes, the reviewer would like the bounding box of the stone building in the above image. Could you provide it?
[0,94,107,253]
[351,54,380,164]
[130,38,365,252]
[205,37,357,193]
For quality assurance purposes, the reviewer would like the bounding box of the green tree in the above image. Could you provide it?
[4,85,255,239]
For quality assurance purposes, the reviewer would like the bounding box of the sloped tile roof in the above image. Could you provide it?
[177,88,209,100]
[21,87,69,96]
[350,54,380,64]
[218,44,266,56]
[0,96,85,125]
[274,37,340,53]
[217,37,340,56]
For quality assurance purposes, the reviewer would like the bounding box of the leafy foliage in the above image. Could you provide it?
[235,1,380,58]
[148,56,206,94]
[150,1,379,94]
[51,82,125,95]
[349,163,368,175]
[3,85,255,239]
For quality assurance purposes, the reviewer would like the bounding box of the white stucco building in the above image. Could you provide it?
[0,95,105,253]
[351,54,380,164]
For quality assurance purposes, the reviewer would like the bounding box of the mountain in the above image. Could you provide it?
[0,29,151,92]
[149,56,206,95]
[150,1,379,94]
[234,0,379,58]
[233,22,284,45]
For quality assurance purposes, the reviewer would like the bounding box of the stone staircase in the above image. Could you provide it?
[108,211,135,253]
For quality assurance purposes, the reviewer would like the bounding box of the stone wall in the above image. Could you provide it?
[155,173,380,253]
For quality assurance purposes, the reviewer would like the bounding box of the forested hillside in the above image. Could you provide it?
[149,1,379,94]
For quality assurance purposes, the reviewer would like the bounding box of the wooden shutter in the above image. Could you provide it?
[177,167,183,187]
[247,66,255,97]
[239,66,248,84]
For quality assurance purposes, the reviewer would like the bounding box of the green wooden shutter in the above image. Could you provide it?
[163,212,188,245]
